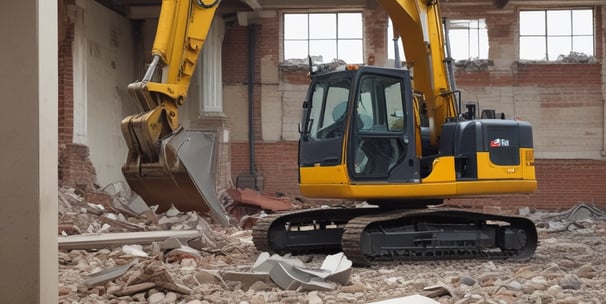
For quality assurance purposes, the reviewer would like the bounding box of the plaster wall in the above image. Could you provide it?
[74,0,136,186]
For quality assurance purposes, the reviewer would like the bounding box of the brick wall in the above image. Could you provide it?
[448,159,606,211]
[58,143,98,191]
[58,0,99,188]
[363,7,388,66]
[231,141,300,195]
[58,0,74,147]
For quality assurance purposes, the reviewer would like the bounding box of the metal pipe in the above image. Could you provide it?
[393,28,402,69]
[248,24,256,175]
[143,55,161,82]
[442,17,460,115]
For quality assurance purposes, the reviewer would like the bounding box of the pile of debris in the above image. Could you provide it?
[556,51,598,64]
[58,183,158,235]
[279,58,347,73]
[454,59,492,72]
[58,186,606,303]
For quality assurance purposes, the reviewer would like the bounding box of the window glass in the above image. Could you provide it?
[338,13,363,39]
[284,14,308,39]
[547,36,571,60]
[385,81,404,132]
[308,83,325,137]
[310,40,337,63]
[308,78,351,140]
[573,36,593,55]
[284,40,308,60]
[447,19,489,60]
[284,12,364,64]
[338,40,364,63]
[310,14,336,39]
[520,37,547,60]
[520,11,545,35]
[356,75,405,133]
[547,10,571,36]
[387,18,405,61]
[572,10,593,35]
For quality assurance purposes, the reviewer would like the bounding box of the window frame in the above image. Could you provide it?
[446,18,489,61]
[282,11,364,64]
[518,8,594,61]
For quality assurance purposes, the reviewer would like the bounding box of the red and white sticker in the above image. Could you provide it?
[490,138,510,148]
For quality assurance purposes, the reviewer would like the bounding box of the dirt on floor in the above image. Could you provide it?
[58,186,606,304]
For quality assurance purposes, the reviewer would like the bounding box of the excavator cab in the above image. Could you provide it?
[298,65,536,203]
[299,66,420,188]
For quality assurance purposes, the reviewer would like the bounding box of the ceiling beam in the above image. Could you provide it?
[509,0,604,5]
[242,0,262,10]
[258,0,367,9]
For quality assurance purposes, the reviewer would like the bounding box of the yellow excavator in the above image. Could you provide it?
[122,0,538,265]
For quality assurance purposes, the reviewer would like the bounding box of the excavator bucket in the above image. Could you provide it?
[122,129,230,226]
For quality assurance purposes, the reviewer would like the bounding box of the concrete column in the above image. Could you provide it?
[199,17,225,113]
[602,6,606,157]
[0,1,58,303]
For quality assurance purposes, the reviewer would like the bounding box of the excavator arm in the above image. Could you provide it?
[378,0,458,149]
[121,0,230,226]
[122,0,219,162]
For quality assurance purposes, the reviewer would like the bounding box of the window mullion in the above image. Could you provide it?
[335,13,339,60]
[307,14,311,59]
[570,9,576,54]
[543,11,549,61]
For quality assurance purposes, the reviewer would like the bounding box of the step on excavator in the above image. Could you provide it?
[122,0,538,266]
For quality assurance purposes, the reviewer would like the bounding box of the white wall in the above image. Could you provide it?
[74,0,136,186]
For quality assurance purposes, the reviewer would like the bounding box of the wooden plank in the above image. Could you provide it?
[58,230,204,250]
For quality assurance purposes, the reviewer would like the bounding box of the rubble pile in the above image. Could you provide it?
[556,52,598,64]
[279,58,347,73]
[59,190,606,303]
[454,59,492,72]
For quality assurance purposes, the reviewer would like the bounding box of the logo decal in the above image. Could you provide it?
[490,138,510,148]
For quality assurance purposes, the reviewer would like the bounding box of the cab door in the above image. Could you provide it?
[347,69,420,183]
[299,73,352,170]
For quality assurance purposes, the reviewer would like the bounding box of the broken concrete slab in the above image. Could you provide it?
[423,282,454,298]
[367,294,441,304]
[269,262,337,291]
[563,203,605,221]
[291,252,352,285]
[84,260,138,287]
[161,237,186,251]
[320,252,353,285]
[58,230,205,250]
[225,252,353,291]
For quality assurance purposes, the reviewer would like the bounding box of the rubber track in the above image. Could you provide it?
[342,208,538,266]
[252,207,383,254]
[252,211,283,253]
[252,208,537,266]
